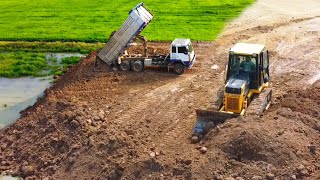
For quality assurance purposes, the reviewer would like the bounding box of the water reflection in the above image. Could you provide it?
[0,77,51,128]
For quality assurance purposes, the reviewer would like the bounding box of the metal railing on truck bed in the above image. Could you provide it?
[97,2,153,65]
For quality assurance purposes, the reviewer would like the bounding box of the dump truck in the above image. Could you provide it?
[96,2,196,75]
[193,43,272,138]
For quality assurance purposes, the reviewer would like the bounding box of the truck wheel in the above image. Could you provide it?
[132,60,143,72]
[173,63,185,75]
[119,61,130,71]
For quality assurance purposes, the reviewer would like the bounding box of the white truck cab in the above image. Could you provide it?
[170,38,196,69]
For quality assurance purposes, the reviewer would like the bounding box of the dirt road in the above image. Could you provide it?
[1,0,320,179]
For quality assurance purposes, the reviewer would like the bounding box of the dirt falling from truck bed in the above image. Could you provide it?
[1,0,320,179]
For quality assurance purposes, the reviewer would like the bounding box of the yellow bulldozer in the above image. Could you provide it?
[193,43,272,138]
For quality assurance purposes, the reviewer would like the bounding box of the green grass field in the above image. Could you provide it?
[0,52,81,77]
[0,0,254,42]
[0,0,254,77]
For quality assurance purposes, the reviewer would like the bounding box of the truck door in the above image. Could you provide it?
[171,46,178,60]
[177,46,189,63]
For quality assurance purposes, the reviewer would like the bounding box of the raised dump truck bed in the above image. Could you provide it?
[97,2,153,65]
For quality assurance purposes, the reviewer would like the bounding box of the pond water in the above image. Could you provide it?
[0,77,52,128]
[0,53,83,129]
[46,52,83,64]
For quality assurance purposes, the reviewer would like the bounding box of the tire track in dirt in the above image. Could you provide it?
[113,76,185,125]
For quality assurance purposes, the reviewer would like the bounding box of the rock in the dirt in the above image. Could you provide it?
[211,64,219,70]
[21,165,35,177]
[297,164,305,172]
[115,166,124,176]
[70,119,80,128]
[150,144,156,151]
[191,136,200,143]
[308,143,317,155]
[67,156,76,164]
[251,175,262,180]
[290,175,297,180]
[98,111,105,119]
[1,160,8,166]
[213,174,223,180]
[93,116,100,121]
[149,151,156,158]
[107,170,121,180]
[173,167,187,176]
[199,147,207,154]
[266,173,275,180]
[299,170,309,176]
[181,159,192,165]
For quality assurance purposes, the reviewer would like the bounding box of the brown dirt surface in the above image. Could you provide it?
[1,0,320,179]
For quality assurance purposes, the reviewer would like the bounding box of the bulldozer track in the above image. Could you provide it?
[246,88,272,116]
[158,106,184,141]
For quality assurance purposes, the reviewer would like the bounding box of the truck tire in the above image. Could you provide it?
[132,60,143,72]
[173,63,185,75]
[119,61,130,71]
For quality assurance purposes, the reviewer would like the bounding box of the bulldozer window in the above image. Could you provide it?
[239,56,256,73]
[228,55,256,79]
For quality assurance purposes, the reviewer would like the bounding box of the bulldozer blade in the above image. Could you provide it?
[195,109,239,122]
[193,109,239,136]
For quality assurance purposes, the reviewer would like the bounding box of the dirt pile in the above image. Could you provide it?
[279,81,320,119]
[223,130,290,165]
[1,0,320,179]
[127,42,170,55]
[2,53,319,180]
[191,81,320,179]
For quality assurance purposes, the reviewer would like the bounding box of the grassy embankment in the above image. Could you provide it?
[0,52,84,78]
[0,41,105,77]
[0,0,254,77]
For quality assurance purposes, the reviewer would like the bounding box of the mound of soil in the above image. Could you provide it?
[280,81,320,119]
[1,0,320,179]
[223,130,291,165]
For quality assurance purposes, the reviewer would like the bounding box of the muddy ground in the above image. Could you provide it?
[1,0,320,179]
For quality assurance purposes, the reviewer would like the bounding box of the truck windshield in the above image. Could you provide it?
[188,44,194,52]
[228,55,256,78]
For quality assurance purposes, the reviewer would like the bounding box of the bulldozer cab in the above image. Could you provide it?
[227,43,270,90]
